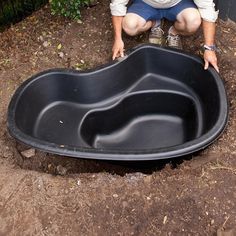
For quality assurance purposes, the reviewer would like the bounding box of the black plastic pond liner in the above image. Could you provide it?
[7,44,228,161]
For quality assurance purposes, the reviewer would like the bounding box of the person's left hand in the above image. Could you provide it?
[204,50,219,73]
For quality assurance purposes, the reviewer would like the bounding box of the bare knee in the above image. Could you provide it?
[185,14,201,33]
[122,13,148,36]
[177,9,201,34]
[122,15,139,36]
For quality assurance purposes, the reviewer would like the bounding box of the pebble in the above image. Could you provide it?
[43,41,50,47]
[38,36,43,42]
[58,52,64,58]
[56,165,67,176]
[21,148,35,158]
[163,215,168,224]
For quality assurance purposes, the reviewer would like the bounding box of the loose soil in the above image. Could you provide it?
[0,1,236,235]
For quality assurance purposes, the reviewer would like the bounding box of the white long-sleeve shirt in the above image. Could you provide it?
[110,0,218,22]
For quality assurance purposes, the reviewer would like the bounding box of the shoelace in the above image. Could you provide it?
[167,34,181,48]
[151,27,164,36]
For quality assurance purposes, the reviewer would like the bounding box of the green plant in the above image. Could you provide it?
[50,0,90,20]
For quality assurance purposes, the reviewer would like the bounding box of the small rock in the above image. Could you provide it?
[58,52,64,58]
[77,179,81,186]
[113,194,118,198]
[38,36,44,42]
[163,215,168,224]
[43,41,50,47]
[56,165,67,176]
[21,148,36,158]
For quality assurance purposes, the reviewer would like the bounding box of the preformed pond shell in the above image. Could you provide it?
[7,44,228,161]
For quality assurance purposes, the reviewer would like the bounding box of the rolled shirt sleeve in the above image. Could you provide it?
[110,0,129,16]
[194,0,219,22]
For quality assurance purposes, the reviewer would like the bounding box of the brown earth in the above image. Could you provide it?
[0,1,236,235]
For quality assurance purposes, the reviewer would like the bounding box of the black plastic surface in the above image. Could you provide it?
[7,44,228,161]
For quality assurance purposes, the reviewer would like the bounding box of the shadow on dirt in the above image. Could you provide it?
[13,139,204,176]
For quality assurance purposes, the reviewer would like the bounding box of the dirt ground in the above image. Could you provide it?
[0,1,236,235]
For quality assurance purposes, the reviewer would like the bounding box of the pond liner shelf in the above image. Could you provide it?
[7,44,228,161]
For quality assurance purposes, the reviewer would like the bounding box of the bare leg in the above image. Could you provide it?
[122,13,153,36]
[170,8,201,36]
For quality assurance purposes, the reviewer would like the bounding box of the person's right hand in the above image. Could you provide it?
[204,50,219,73]
[112,38,125,60]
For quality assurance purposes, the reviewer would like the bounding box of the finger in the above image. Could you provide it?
[112,50,119,60]
[204,60,209,70]
[213,65,219,73]
[211,62,219,73]
[120,50,124,58]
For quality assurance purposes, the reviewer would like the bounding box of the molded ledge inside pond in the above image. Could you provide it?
[80,91,203,150]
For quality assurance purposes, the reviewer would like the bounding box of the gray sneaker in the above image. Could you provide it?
[149,24,164,45]
[167,34,183,50]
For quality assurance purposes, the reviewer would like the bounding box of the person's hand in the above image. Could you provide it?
[112,38,125,60]
[204,50,219,73]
